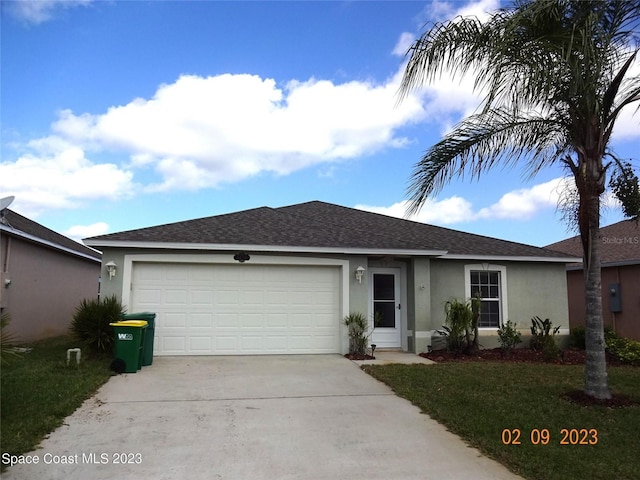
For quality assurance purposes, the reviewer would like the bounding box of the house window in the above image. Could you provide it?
[464,264,507,329]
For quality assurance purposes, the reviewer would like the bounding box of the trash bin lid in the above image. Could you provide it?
[109,320,148,327]
[121,312,156,320]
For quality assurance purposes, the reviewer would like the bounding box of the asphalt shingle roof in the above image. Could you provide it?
[1,209,102,261]
[546,219,640,265]
[85,200,572,259]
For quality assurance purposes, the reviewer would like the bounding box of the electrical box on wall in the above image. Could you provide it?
[608,283,622,313]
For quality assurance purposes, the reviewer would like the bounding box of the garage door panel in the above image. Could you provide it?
[131,263,341,355]
[189,337,212,353]
[191,313,213,328]
[191,290,213,305]
[164,312,186,327]
[161,336,186,354]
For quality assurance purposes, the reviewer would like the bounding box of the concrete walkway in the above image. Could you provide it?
[3,355,521,480]
[349,350,435,366]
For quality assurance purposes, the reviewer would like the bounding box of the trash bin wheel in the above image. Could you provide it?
[110,358,126,374]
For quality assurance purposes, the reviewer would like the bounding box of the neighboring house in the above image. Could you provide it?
[0,208,102,342]
[546,219,640,341]
[84,201,578,356]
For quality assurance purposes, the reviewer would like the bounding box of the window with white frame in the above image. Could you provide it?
[464,264,507,329]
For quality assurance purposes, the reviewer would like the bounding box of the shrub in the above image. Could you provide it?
[440,298,473,354]
[604,330,640,365]
[437,296,483,355]
[529,316,560,361]
[1,312,23,366]
[344,313,371,356]
[570,326,586,350]
[70,295,125,355]
[497,320,522,353]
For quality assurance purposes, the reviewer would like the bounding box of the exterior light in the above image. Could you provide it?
[105,261,117,280]
[355,266,365,284]
[234,252,251,263]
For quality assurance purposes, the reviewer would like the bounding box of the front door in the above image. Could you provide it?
[370,268,401,348]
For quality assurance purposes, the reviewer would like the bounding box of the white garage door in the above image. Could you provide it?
[130,262,341,355]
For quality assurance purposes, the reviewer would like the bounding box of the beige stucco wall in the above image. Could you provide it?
[95,248,571,354]
[1,235,101,342]
[412,259,570,352]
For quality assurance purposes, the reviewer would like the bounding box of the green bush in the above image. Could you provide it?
[570,326,586,349]
[70,295,125,355]
[529,316,560,361]
[605,330,640,365]
[344,312,371,356]
[439,298,477,354]
[497,320,522,353]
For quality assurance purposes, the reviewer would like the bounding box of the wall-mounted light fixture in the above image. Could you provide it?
[355,265,365,284]
[105,261,117,280]
[234,252,251,263]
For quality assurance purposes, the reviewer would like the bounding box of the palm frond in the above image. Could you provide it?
[406,109,569,215]
[400,0,640,215]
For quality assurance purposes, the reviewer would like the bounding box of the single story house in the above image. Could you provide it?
[546,219,640,341]
[1,208,102,341]
[84,201,579,356]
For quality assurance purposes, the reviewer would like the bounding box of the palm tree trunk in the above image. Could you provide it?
[581,182,611,400]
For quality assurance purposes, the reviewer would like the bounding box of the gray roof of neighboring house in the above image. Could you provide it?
[1,209,102,262]
[546,219,640,266]
[84,200,575,260]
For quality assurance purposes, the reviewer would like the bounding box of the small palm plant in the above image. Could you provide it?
[344,312,381,357]
[1,312,23,366]
[70,295,125,355]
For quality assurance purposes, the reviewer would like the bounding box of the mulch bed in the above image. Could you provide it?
[419,347,588,365]
[419,348,639,408]
[344,353,375,360]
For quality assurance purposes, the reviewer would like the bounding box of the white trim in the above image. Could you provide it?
[84,239,447,257]
[464,263,508,328]
[442,254,580,263]
[121,253,351,353]
[1,225,101,263]
[414,331,432,339]
[84,240,581,264]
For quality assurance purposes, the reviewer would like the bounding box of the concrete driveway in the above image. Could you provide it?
[4,355,521,480]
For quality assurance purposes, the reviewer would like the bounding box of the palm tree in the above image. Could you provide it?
[398,0,640,399]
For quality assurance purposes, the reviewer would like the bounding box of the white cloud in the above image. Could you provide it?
[420,0,498,23]
[6,0,93,25]
[453,0,500,22]
[392,32,416,57]
[47,72,428,192]
[476,178,564,220]
[64,222,110,243]
[356,177,571,225]
[356,197,474,225]
[0,137,134,217]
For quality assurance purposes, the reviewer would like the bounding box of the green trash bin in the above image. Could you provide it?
[110,320,147,373]
[121,312,156,366]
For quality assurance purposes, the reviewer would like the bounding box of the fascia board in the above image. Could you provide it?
[83,239,448,257]
[440,254,583,263]
[2,224,101,262]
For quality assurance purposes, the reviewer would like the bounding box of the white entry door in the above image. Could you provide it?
[370,268,401,348]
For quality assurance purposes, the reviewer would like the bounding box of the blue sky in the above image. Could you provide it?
[2,0,638,248]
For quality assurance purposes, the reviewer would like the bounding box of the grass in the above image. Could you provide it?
[363,362,640,480]
[1,335,112,465]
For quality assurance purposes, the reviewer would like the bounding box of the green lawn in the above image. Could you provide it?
[363,362,640,480]
[1,335,112,466]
